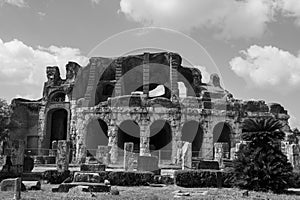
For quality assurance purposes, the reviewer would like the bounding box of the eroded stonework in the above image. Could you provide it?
[8,52,292,165]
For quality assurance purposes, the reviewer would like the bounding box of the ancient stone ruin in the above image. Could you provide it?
[5,52,294,168]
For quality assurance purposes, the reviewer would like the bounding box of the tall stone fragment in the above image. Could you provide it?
[214,143,229,168]
[49,141,58,156]
[124,142,135,171]
[287,144,300,170]
[56,140,70,172]
[96,145,110,165]
[181,142,192,170]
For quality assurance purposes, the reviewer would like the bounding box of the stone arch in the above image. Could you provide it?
[85,119,108,156]
[181,120,204,158]
[49,91,66,102]
[149,120,172,160]
[117,120,140,153]
[212,122,232,158]
[46,108,68,149]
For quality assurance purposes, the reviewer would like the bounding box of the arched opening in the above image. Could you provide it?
[213,122,232,158]
[150,120,172,160]
[46,109,68,149]
[86,119,108,156]
[181,121,204,157]
[117,120,140,153]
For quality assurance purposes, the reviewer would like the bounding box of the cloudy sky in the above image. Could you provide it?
[0,0,300,128]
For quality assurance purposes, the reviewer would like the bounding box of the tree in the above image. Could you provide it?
[233,117,293,193]
[0,99,12,142]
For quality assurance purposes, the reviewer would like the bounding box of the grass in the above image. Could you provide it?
[1,184,300,200]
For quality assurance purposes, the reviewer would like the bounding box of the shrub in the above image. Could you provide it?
[174,170,222,188]
[108,171,154,186]
[233,118,293,193]
[288,172,300,188]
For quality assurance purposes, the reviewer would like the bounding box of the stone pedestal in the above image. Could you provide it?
[124,142,135,171]
[56,140,70,172]
[181,142,192,170]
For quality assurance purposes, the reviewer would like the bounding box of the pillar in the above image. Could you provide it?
[169,53,179,101]
[108,125,118,164]
[140,120,150,156]
[143,52,150,97]
[115,58,123,97]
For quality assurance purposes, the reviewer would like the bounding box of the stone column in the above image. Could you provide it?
[37,104,46,155]
[171,125,180,164]
[143,52,150,97]
[181,142,192,170]
[140,120,150,156]
[108,125,118,164]
[115,58,123,97]
[124,142,135,171]
[56,140,70,172]
[201,121,214,160]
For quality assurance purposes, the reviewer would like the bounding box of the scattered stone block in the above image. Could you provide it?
[110,189,119,195]
[22,181,41,190]
[80,164,106,172]
[1,178,17,191]
[52,182,110,193]
[1,177,22,199]
[137,156,160,175]
[73,172,101,183]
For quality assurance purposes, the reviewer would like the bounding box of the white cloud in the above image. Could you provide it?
[229,45,300,90]
[0,38,89,100]
[119,0,276,39]
[0,0,27,7]
[278,0,300,26]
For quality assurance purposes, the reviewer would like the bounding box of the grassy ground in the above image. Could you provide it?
[1,184,300,200]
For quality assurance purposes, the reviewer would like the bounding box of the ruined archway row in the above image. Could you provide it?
[79,113,235,163]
